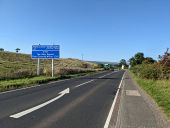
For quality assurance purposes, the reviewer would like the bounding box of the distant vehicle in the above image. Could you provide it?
[104,64,114,70]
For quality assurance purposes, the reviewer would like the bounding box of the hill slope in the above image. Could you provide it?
[0,52,98,80]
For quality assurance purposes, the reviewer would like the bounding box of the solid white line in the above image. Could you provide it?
[10,88,70,119]
[104,72,125,128]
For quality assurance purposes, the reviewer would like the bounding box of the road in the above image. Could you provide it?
[0,70,124,128]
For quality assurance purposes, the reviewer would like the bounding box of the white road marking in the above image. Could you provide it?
[104,72,125,128]
[75,71,119,88]
[75,80,94,88]
[0,71,107,95]
[9,71,121,118]
[10,88,70,119]
[99,71,118,78]
[0,78,71,95]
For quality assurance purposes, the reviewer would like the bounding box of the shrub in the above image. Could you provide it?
[0,69,37,80]
[55,67,95,76]
[14,69,35,77]
[160,66,170,79]
[130,49,170,80]
[131,64,162,80]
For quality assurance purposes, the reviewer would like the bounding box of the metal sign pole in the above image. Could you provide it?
[37,58,40,75]
[52,59,54,77]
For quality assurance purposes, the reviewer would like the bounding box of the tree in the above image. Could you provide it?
[129,57,137,67]
[15,48,20,53]
[129,52,156,67]
[129,52,145,67]
[134,52,144,64]
[143,57,156,64]
[159,48,170,67]
[0,48,4,52]
[98,64,104,68]
[158,48,170,79]
[119,59,127,66]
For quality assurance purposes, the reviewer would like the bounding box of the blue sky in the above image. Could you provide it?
[0,0,169,62]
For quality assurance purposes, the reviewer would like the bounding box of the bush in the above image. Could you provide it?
[14,69,35,77]
[160,66,170,79]
[131,64,162,80]
[130,49,170,80]
[55,67,95,76]
[0,69,37,80]
[140,64,161,79]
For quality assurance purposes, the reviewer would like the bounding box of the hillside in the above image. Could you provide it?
[0,52,98,80]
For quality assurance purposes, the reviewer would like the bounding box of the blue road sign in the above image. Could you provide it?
[32,45,60,59]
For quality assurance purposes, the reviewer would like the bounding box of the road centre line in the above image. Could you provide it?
[75,71,119,88]
[99,71,118,78]
[74,80,94,88]
[104,72,125,128]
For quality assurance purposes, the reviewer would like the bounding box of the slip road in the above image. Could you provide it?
[0,70,124,128]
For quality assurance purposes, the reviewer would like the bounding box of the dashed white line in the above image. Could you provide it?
[75,71,119,88]
[75,80,94,88]
[99,71,118,78]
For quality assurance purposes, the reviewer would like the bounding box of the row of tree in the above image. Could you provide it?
[118,52,156,68]
[130,48,170,80]
[118,48,169,70]
[129,52,156,67]
[0,48,21,53]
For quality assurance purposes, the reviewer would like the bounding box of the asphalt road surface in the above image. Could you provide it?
[0,70,124,128]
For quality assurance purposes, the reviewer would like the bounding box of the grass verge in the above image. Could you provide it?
[0,72,96,92]
[130,71,170,119]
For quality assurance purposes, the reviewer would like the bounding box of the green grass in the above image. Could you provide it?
[0,72,95,92]
[131,71,170,118]
[0,76,56,91]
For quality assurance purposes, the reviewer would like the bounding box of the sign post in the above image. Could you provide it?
[32,45,60,77]
[37,58,40,75]
[52,59,54,77]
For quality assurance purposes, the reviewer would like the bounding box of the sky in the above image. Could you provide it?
[0,0,169,62]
